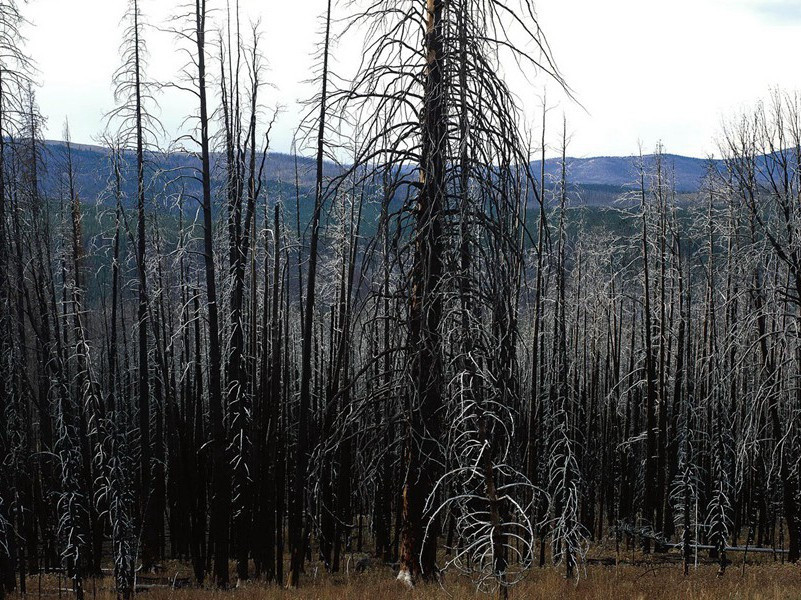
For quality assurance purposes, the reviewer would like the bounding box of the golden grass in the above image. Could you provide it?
[10,558,801,600]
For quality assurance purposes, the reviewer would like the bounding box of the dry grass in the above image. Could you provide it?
[10,557,801,600]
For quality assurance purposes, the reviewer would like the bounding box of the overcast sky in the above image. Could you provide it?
[24,0,801,159]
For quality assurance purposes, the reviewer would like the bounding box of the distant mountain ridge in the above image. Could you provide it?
[530,153,715,194]
[37,141,714,208]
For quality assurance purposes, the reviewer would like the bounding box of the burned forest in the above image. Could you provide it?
[0,0,800,598]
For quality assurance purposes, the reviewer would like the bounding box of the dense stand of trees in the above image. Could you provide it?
[0,1,799,599]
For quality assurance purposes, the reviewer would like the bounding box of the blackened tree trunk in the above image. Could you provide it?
[288,0,332,587]
[397,0,446,586]
[192,0,230,586]
[639,153,658,552]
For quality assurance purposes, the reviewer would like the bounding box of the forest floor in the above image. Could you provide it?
[8,553,801,600]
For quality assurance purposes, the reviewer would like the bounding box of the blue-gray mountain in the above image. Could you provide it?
[38,140,715,210]
[529,153,716,194]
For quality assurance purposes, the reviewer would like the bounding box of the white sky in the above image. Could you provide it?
[24,0,801,159]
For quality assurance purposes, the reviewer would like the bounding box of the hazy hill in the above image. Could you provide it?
[38,141,715,212]
[530,153,716,194]
[40,140,321,207]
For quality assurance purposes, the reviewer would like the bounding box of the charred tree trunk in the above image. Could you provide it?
[397,0,446,586]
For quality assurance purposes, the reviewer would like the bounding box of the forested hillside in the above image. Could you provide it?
[531,153,712,192]
[36,140,704,212]
[0,1,799,600]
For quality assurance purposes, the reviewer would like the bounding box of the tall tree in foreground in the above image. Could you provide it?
[398,0,447,584]
[327,0,564,587]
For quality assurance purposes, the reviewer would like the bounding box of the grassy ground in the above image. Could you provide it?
[9,555,801,600]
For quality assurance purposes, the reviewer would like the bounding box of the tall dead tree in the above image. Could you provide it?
[197,0,229,584]
[327,0,564,587]
[287,0,332,587]
[107,0,164,569]
[217,13,272,582]
[0,2,33,593]
[721,93,801,562]
[637,149,659,552]
[167,0,230,584]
